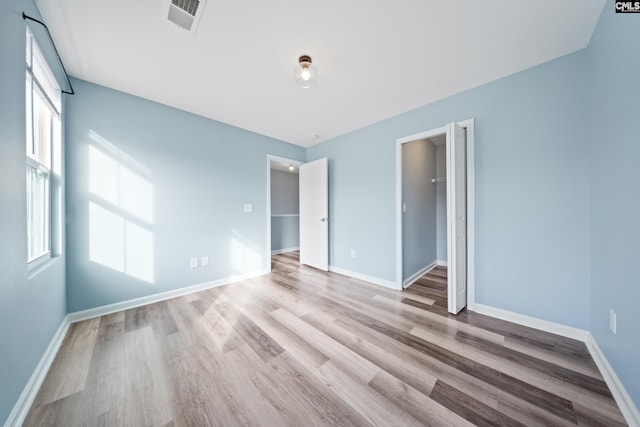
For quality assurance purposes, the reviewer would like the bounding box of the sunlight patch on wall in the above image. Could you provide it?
[230,230,262,273]
[125,220,154,282]
[89,202,125,272]
[89,203,155,283]
[88,130,154,283]
[120,167,153,224]
[88,143,153,224]
[89,145,118,204]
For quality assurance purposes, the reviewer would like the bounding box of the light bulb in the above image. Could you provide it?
[295,55,316,88]
[288,164,295,171]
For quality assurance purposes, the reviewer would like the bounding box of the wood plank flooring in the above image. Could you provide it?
[24,252,626,426]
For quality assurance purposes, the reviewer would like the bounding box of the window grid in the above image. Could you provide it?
[26,26,61,265]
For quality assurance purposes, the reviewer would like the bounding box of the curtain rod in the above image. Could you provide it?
[22,12,75,95]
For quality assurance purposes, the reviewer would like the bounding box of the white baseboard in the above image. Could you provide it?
[5,269,270,426]
[403,261,437,289]
[329,266,401,290]
[4,315,71,427]
[473,304,639,426]
[271,247,300,255]
[67,269,270,323]
[473,304,589,341]
[585,333,640,427]
[437,260,448,267]
[9,277,638,427]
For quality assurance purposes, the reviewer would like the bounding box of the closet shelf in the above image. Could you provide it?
[431,177,446,183]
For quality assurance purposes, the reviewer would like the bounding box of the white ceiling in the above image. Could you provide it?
[36,0,605,147]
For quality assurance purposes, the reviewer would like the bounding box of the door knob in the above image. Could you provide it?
[320,218,326,222]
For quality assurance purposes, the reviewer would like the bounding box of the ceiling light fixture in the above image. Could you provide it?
[288,164,295,171]
[295,55,316,89]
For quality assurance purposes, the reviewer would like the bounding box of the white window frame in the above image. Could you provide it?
[26,26,61,268]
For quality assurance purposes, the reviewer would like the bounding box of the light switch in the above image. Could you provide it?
[201,256,210,267]
[190,258,199,269]
[243,203,253,213]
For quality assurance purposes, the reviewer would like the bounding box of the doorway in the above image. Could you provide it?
[395,119,475,314]
[266,156,303,267]
[266,155,329,272]
[400,135,447,282]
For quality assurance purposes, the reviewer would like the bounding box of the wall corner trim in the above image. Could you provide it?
[473,304,589,341]
[473,304,639,427]
[585,333,640,427]
[4,269,271,427]
[403,261,438,289]
[6,283,638,426]
[4,315,71,427]
[329,266,401,290]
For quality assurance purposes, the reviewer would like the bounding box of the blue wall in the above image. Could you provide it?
[271,169,299,215]
[270,169,300,252]
[587,6,640,409]
[0,0,67,424]
[402,139,437,281]
[3,2,639,422]
[271,216,300,252]
[65,79,305,312]
[308,49,591,329]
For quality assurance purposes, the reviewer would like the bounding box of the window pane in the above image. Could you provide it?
[26,26,60,265]
[52,115,62,175]
[27,165,50,261]
[26,26,32,67]
[33,89,52,168]
[26,73,34,157]
[31,37,61,112]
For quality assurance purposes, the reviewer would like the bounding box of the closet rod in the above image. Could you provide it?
[23,12,75,95]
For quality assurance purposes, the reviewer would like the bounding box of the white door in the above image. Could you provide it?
[446,123,467,314]
[299,158,329,271]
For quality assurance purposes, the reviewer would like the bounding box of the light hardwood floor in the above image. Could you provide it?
[24,252,626,426]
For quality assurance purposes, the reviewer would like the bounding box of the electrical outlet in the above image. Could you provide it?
[402,202,407,213]
[243,203,253,213]
[201,256,210,267]
[609,309,617,335]
[190,258,199,269]
[350,249,356,258]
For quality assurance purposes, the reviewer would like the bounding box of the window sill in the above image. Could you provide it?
[28,255,61,280]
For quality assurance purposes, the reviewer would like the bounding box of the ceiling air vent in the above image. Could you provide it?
[166,0,205,33]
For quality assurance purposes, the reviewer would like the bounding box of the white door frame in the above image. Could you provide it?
[395,118,476,311]
[266,154,305,272]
